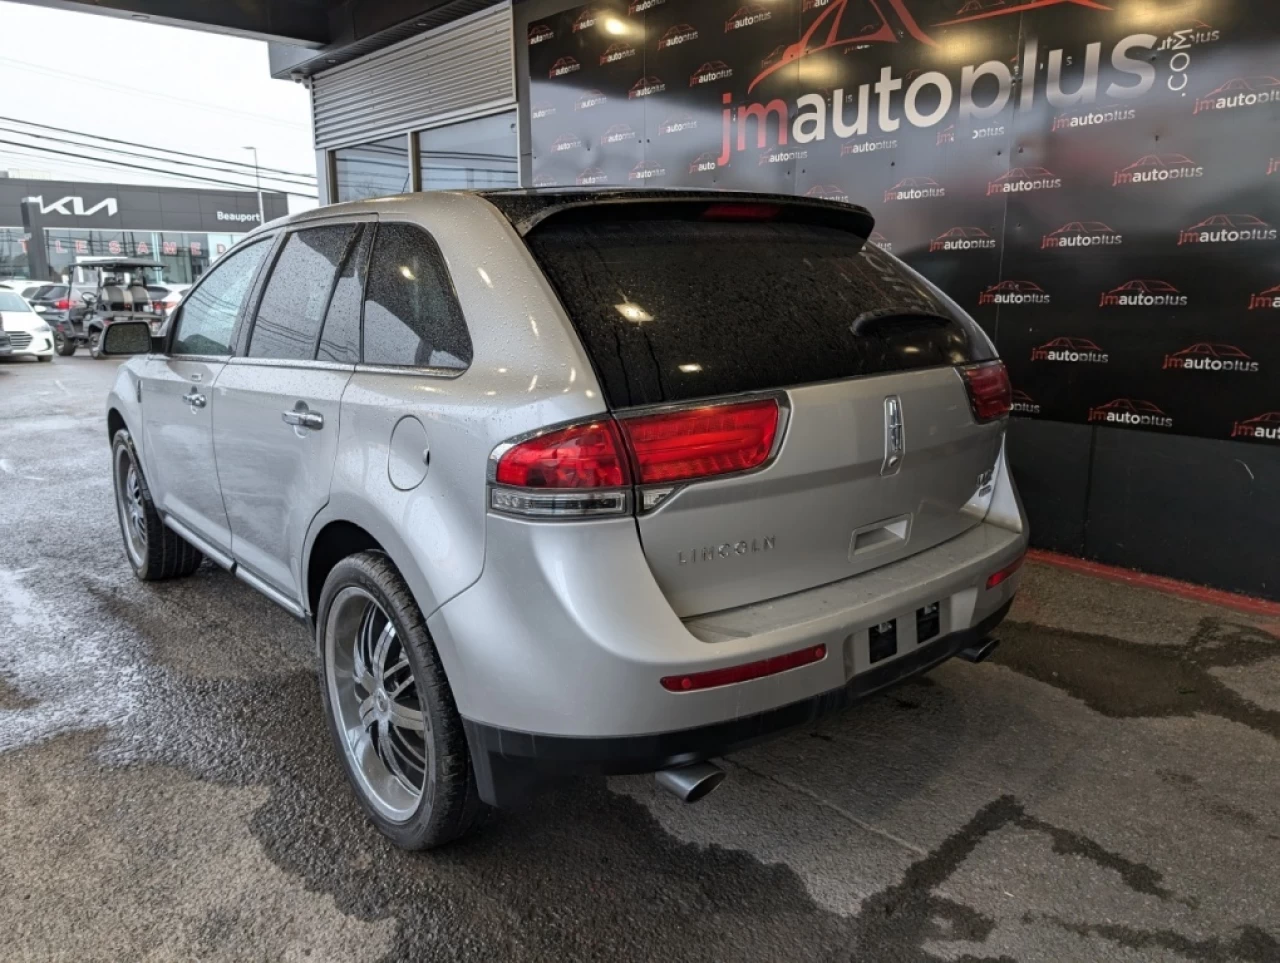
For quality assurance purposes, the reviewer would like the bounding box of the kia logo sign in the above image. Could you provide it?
[23,195,118,217]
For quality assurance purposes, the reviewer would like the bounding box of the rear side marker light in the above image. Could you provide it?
[620,398,780,485]
[661,644,826,692]
[960,361,1012,424]
[986,554,1025,590]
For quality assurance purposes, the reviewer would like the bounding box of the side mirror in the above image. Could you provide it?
[100,320,155,356]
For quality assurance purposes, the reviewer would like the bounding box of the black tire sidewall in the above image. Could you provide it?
[110,430,163,579]
[316,553,463,849]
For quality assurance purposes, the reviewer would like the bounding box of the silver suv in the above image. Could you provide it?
[103,190,1028,849]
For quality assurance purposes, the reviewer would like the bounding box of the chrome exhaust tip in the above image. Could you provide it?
[655,762,726,803]
[958,637,1000,664]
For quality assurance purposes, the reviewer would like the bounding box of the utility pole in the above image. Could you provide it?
[244,146,265,224]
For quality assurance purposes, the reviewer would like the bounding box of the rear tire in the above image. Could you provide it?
[54,331,76,356]
[111,429,203,580]
[317,551,487,850]
[88,328,103,359]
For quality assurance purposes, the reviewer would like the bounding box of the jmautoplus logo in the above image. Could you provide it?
[1113,153,1204,187]
[660,114,698,135]
[1031,337,1108,364]
[1163,343,1259,373]
[1088,399,1173,429]
[629,0,665,12]
[572,7,600,32]
[1052,105,1137,132]
[1099,279,1188,308]
[1157,20,1221,49]
[576,167,608,186]
[841,137,897,156]
[1249,284,1280,310]
[884,176,944,202]
[869,230,892,252]
[726,3,771,32]
[689,152,720,174]
[1231,412,1280,441]
[600,43,636,65]
[987,167,1062,196]
[691,61,734,86]
[530,102,556,120]
[760,147,809,166]
[803,0,836,9]
[576,89,607,111]
[1194,76,1280,115]
[979,280,1050,306]
[929,227,996,253]
[937,124,955,145]
[629,76,667,99]
[600,124,637,145]
[1178,214,1277,246]
[549,56,580,78]
[532,175,558,188]
[659,24,699,50]
[528,24,554,45]
[551,133,583,152]
[1011,390,1041,416]
[1042,221,1122,250]
[1269,157,1280,175]
[804,184,850,203]
[630,161,667,181]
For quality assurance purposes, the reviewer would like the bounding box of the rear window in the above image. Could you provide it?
[525,216,993,408]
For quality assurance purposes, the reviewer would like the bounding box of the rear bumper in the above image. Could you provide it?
[464,598,1013,807]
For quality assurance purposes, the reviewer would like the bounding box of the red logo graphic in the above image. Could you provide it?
[1194,76,1280,114]
[576,167,609,186]
[630,161,667,182]
[600,42,637,65]
[629,76,667,99]
[549,56,580,79]
[1112,153,1203,186]
[987,167,1062,196]
[660,113,698,135]
[1231,412,1280,440]
[572,7,601,32]
[1099,279,1187,307]
[629,0,666,13]
[979,280,1049,305]
[937,124,955,145]
[805,184,850,203]
[530,102,556,121]
[576,89,608,111]
[1178,214,1276,246]
[929,226,996,253]
[884,176,944,202]
[1052,104,1136,131]
[762,44,788,71]
[1163,343,1257,372]
[689,151,720,174]
[1088,399,1172,428]
[600,124,637,145]
[691,61,734,87]
[528,24,554,45]
[551,133,583,153]
[1010,389,1041,415]
[726,4,773,33]
[1042,221,1121,250]
[658,24,699,50]
[1031,337,1107,362]
[1249,284,1280,310]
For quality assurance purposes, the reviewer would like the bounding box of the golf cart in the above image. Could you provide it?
[53,258,168,358]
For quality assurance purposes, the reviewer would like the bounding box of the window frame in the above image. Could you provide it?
[239,222,365,365]
[165,234,275,360]
[354,219,472,380]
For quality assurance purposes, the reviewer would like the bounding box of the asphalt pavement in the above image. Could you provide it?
[1,354,1278,963]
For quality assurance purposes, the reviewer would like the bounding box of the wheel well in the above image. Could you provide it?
[307,521,382,617]
[107,408,126,443]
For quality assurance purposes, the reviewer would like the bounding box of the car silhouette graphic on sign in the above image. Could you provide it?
[1171,343,1250,359]
[1040,337,1103,351]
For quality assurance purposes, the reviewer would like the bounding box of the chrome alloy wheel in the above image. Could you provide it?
[115,447,147,568]
[325,587,432,822]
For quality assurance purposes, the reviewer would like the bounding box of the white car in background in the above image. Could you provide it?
[0,290,56,361]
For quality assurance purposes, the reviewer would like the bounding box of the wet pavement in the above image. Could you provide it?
[1,355,1278,963]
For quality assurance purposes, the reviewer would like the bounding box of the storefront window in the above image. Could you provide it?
[417,112,518,192]
[333,135,411,201]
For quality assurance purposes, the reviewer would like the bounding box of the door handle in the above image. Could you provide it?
[282,407,324,431]
[184,389,207,409]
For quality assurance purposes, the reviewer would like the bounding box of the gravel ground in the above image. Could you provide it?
[1,354,1277,963]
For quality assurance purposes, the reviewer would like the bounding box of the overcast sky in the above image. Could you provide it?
[0,3,318,211]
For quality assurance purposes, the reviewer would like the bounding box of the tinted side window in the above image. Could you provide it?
[317,225,371,365]
[362,223,471,370]
[172,240,270,356]
[249,225,357,360]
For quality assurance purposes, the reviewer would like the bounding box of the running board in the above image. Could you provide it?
[162,515,306,620]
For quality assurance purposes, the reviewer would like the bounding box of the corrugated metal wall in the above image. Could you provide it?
[311,3,513,151]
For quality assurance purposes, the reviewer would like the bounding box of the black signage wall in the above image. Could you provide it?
[517,0,1280,446]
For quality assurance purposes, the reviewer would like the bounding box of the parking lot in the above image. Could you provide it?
[1,355,1278,963]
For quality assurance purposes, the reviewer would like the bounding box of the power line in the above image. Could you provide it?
[0,124,316,188]
[0,115,316,181]
[0,140,318,198]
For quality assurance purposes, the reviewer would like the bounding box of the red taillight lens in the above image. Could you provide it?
[495,420,630,489]
[961,361,1012,423]
[619,398,780,485]
[701,203,781,221]
[54,298,72,310]
[986,553,1025,590]
[661,644,826,692]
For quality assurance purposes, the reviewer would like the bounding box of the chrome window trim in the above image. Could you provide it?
[353,362,466,380]
[227,356,356,373]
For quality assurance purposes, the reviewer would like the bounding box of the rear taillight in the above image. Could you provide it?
[490,397,782,518]
[986,553,1025,590]
[960,361,1012,424]
[54,298,72,310]
[619,398,780,485]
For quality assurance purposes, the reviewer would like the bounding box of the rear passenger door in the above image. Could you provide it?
[212,222,370,602]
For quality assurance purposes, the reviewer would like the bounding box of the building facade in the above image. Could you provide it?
[0,177,290,284]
